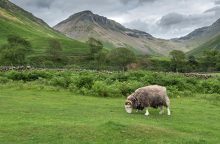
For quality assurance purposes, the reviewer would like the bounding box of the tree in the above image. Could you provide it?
[47,39,63,62]
[87,38,103,57]
[107,48,136,70]
[216,52,220,71]
[86,38,105,69]
[199,50,219,72]
[187,55,198,72]
[0,35,31,65]
[169,50,186,72]
[94,50,108,69]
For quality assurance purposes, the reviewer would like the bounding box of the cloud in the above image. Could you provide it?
[157,12,213,28]
[158,13,184,27]
[215,0,220,5]
[205,6,220,15]
[120,0,156,5]
[155,12,217,38]
[27,0,53,8]
[125,19,151,32]
[14,0,54,8]
[125,8,219,39]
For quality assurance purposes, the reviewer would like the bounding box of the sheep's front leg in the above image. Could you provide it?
[167,107,171,116]
[145,108,149,116]
[159,106,164,115]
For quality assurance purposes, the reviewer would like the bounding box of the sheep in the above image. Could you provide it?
[124,85,171,116]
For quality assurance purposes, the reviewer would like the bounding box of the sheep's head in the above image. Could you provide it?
[125,100,133,114]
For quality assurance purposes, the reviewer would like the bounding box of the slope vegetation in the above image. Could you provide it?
[188,34,220,55]
[0,0,89,58]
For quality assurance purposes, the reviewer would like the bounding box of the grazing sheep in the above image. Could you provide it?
[124,85,171,116]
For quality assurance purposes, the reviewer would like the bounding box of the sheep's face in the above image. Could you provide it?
[125,101,133,114]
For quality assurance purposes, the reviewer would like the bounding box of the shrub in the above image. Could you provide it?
[92,81,121,97]
[0,70,219,97]
[0,76,10,84]
[4,70,53,81]
[49,76,70,88]
[199,79,220,94]
[167,86,179,98]
[75,75,94,89]
[113,80,143,96]
[5,71,26,81]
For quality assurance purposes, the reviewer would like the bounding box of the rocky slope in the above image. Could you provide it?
[54,10,185,56]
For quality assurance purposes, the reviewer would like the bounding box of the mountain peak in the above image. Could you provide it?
[54,11,183,56]
[79,10,93,14]
[71,10,94,17]
[56,10,126,32]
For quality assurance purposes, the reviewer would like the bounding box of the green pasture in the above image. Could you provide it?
[0,87,219,144]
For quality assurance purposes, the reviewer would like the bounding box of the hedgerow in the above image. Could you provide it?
[0,70,219,97]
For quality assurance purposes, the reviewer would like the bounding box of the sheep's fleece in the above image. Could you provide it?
[125,85,170,110]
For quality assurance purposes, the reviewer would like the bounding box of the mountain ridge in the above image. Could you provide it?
[54,10,185,56]
[174,17,220,55]
[174,18,220,43]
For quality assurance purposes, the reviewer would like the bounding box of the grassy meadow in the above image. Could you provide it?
[0,70,220,144]
[0,87,220,144]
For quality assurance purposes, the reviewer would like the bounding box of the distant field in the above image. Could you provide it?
[0,87,220,144]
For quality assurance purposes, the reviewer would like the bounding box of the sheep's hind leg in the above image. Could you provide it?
[165,96,171,116]
[159,106,164,115]
[145,108,149,116]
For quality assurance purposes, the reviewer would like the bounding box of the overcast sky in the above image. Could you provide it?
[10,0,220,39]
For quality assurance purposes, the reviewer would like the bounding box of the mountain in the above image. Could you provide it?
[174,18,220,51]
[188,34,220,55]
[0,0,89,60]
[54,10,185,56]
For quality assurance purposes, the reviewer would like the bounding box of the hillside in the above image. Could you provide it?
[54,11,186,56]
[188,34,220,55]
[0,0,89,60]
[174,18,220,51]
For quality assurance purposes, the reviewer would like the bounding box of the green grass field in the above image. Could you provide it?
[1,87,220,144]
